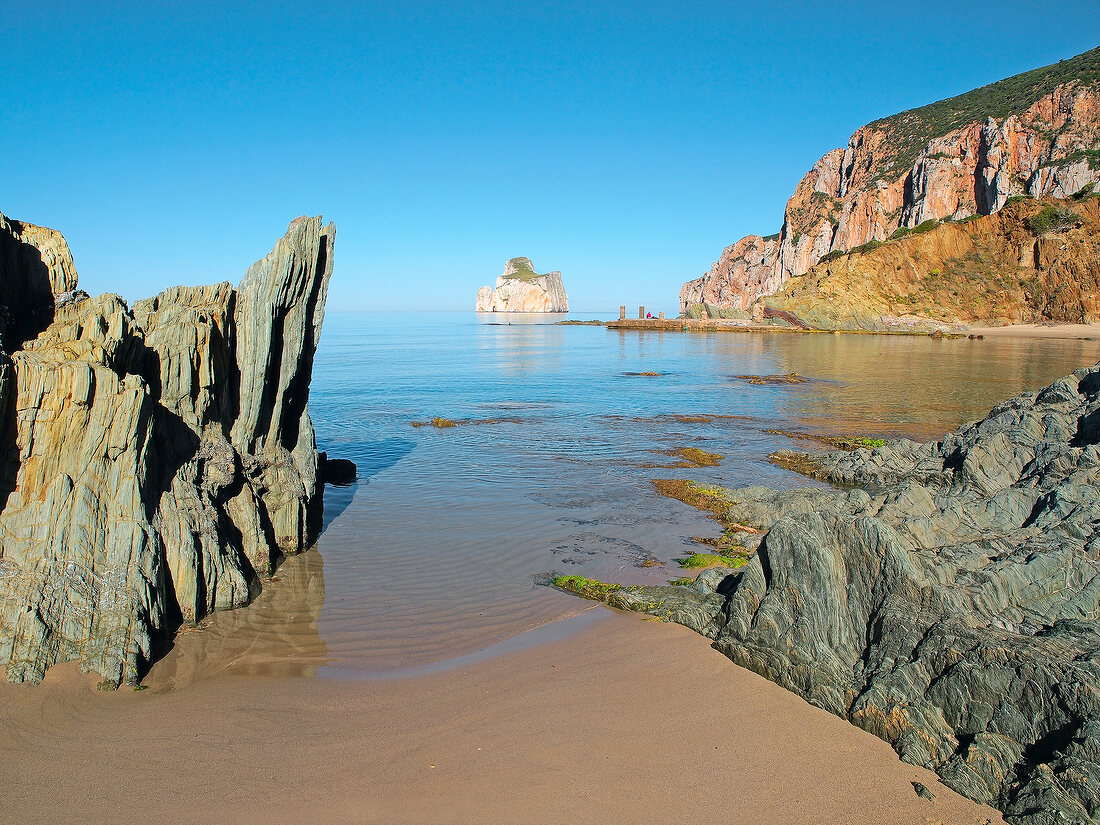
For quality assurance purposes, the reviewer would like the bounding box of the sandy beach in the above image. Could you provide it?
[1,607,1002,825]
[965,323,1100,340]
[605,318,1100,341]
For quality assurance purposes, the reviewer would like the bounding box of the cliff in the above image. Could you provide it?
[476,256,569,312]
[682,46,1100,317]
[563,364,1100,825]
[761,195,1100,331]
[0,213,335,688]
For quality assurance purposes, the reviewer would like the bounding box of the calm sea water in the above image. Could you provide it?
[148,312,1100,685]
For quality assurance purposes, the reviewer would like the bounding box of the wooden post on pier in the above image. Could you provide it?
[658,312,664,320]
[638,306,645,319]
[619,305,626,320]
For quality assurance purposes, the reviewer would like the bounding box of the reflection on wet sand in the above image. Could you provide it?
[144,549,328,691]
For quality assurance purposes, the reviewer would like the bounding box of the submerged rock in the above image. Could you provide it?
[319,454,357,486]
[475,256,569,312]
[581,364,1100,825]
[0,213,335,687]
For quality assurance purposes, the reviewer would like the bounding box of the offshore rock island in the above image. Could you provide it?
[0,213,335,687]
[475,256,569,312]
[682,46,1100,325]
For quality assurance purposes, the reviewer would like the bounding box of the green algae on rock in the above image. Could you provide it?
[570,364,1100,825]
[765,429,886,451]
[666,446,724,466]
[551,575,621,601]
[410,416,524,429]
[735,372,809,385]
[675,552,747,570]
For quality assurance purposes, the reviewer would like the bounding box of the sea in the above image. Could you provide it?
[146,312,1100,686]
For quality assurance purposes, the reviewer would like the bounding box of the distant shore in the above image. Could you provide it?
[965,323,1100,340]
[592,317,1100,340]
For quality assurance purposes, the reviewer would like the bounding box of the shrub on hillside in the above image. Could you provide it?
[1028,206,1080,236]
[850,240,883,255]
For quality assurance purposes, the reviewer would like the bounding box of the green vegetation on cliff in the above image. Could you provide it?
[764,196,1100,330]
[1028,205,1081,235]
[502,257,541,281]
[870,45,1100,179]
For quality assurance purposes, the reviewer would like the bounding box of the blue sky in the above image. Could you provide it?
[5,2,1099,313]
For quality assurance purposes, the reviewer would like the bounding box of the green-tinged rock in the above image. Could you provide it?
[551,575,621,601]
[597,364,1100,825]
[676,552,746,570]
[0,214,335,688]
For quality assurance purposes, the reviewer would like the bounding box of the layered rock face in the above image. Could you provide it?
[0,213,334,687]
[762,196,1100,331]
[594,365,1100,824]
[0,213,79,348]
[476,256,569,312]
[682,47,1100,316]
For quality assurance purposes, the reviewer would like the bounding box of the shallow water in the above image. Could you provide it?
[147,312,1100,685]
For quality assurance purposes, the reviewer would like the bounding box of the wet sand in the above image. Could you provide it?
[1,608,1002,825]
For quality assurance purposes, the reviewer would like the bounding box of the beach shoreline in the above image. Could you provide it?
[599,317,1100,339]
[0,607,1002,825]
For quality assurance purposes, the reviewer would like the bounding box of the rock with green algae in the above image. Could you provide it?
[565,364,1100,825]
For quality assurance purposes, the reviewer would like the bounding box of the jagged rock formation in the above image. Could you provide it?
[760,195,1100,331]
[573,365,1100,825]
[476,256,569,312]
[682,46,1100,317]
[0,213,79,348]
[0,213,334,687]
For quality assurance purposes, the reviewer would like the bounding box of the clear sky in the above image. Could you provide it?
[6,2,1099,314]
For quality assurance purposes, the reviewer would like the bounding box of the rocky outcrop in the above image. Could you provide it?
[760,195,1100,331]
[682,46,1100,317]
[574,364,1100,824]
[0,213,335,687]
[476,256,569,312]
[0,213,79,349]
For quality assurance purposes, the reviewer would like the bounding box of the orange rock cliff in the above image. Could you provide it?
[682,46,1100,317]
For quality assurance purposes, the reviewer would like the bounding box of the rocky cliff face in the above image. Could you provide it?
[476,256,569,312]
[0,213,334,687]
[682,47,1100,317]
[0,213,80,348]
[570,364,1100,825]
[761,195,1100,331]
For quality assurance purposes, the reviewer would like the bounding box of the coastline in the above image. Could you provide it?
[0,608,1002,825]
[964,323,1100,339]
[602,317,1100,340]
